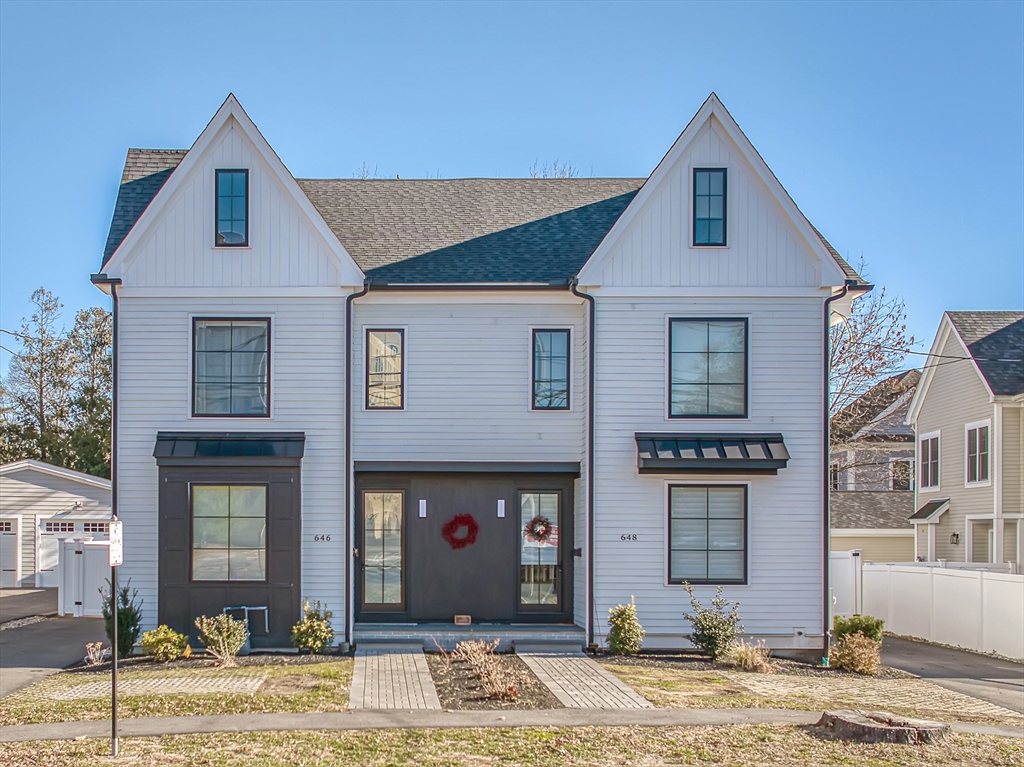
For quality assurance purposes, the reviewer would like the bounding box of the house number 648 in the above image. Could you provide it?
[620,534,637,541]
[314,534,332,542]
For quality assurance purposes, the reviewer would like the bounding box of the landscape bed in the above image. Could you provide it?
[425,650,562,710]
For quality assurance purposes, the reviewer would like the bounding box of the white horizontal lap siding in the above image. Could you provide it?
[591,296,825,644]
[352,297,586,462]
[117,295,346,631]
[122,123,341,289]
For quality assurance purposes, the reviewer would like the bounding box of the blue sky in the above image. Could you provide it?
[1,1,1021,365]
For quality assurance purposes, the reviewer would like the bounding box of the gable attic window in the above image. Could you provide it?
[693,168,726,246]
[215,169,249,246]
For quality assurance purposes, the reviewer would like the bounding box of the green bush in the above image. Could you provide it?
[99,578,143,660]
[291,600,335,654]
[682,583,743,660]
[830,632,881,675]
[141,625,188,663]
[607,596,645,655]
[833,614,884,643]
[195,614,249,667]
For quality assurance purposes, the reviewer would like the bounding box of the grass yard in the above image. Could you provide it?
[0,725,1021,766]
[0,659,352,726]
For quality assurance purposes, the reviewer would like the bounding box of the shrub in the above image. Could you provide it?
[830,632,881,675]
[195,614,249,667]
[291,600,335,654]
[721,640,775,673]
[84,642,106,667]
[99,578,143,660]
[682,583,743,660]
[141,625,188,663]
[607,596,645,655]
[833,614,884,643]
[453,639,519,700]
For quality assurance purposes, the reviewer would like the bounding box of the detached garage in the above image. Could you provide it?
[0,460,111,588]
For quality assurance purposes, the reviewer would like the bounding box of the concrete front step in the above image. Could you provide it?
[353,623,586,652]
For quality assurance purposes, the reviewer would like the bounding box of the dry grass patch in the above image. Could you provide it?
[0,725,1021,766]
[0,659,353,726]
[600,663,762,709]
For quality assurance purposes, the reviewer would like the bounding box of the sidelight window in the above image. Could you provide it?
[520,492,560,607]
[193,318,270,417]
[669,485,746,584]
[362,491,403,605]
[191,485,266,581]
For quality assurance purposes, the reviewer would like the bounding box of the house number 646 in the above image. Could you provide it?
[314,534,332,542]
[620,534,637,541]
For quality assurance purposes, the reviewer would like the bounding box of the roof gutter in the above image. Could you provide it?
[569,278,596,650]
[345,280,370,648]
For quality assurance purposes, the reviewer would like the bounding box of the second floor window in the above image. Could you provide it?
[966,424,990,484]
[367,329,404,409]
[216,169,248,246]
[193,319,270,417]
[829,463,841,491]
[891,459,913,491]
[693,168,726,246]
[669,318,747,418]
[532,329,570,410]
[920,434,939,489]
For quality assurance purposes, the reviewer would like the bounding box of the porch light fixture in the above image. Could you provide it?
[949,533,960,545]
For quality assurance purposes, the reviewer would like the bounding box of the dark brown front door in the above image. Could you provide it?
[356,473,574,623]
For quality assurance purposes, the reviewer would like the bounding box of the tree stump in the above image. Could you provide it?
[814,710,951,745]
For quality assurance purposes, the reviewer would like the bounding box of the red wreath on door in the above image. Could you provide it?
[441,514,479,550]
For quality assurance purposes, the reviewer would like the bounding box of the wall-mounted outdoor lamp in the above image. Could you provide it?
[949,533,960,545]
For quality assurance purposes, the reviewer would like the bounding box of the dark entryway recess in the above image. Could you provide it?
[155,432,303,648]
[355,470,576,624]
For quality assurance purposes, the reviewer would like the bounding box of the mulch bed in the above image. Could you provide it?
[425,652,563,710]
[65,651,349,675]
[596,651,912,679]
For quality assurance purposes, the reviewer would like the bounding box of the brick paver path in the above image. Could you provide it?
[349,649,441,710]
[520,652,652,709]
[731,674,1023,720]
[44,675,266,700]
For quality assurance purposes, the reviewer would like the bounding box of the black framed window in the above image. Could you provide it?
[669,318,747,418]
[967,425,990,484]
[693,168,726,246]
[215,169,248,246]
[532,329,570,410]
[362,490,404,606]
[920,435,939,488]
[366,329,404,409]
[520,491,561,607]
[193,318,270,417]
[669,485,746,584]
[191,485,267,582]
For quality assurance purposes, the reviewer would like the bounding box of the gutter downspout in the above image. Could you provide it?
[823,281,853,657]
[344,280,370,648]
[569,279,596,650]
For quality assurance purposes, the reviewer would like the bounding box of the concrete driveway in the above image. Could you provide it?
[0,617,107,698]
[0,589,57,624]
[882,636,1024,714]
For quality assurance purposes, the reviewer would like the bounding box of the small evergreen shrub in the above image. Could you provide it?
[195,614,249,667]
[607,596,645,655]
[99,578,143,660]
[291,600,335,654]
[721,640,775,673]
[833,614,884,643]
[830,632,881,675]
[682,583,743,660]
[141,625,188,663]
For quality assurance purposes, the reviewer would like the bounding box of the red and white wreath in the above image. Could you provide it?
[524,515,554,544]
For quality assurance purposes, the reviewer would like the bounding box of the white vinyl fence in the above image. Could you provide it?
[58,539,110,617]
[860,563,1024,661]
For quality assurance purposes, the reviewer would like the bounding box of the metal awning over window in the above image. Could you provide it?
[153,432,305,466]
[635,433,790,475]
[909,498,950,523]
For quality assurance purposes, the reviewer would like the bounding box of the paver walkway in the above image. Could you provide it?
[349,649,441,710]
[519,652,652,709]
[42,675,267,700]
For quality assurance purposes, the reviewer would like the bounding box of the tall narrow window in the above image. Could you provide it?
[192,485,266,581]
[520,492,560,607]
[215,169,248,246]
[669,485,746,584]
[532,329,570,410]
[966,424,990,484]
[669,318,747,417]
[920,434,939,489]
[362,491,403,606]
[366,330,404,409]
[693,168,726,246]
[193,319,270,417]
[829,463,841,491]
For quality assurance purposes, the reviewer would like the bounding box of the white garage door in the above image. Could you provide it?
[0,520,18,588]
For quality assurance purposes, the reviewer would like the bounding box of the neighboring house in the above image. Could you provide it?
[906,312,1024,565]
[90,93,866,656]
[0,460,111,588]
[830,492,915,561]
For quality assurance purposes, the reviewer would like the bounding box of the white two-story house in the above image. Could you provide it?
[91,94,865,658]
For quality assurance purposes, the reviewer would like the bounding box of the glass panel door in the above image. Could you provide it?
[362,491,404,608]
[520,492,560,608]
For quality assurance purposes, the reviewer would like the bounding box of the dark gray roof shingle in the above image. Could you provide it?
[830,491,915,529]
[947,312,1024,396]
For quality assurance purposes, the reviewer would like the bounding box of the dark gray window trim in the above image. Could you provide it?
[667,483,748,586]
[214,169,249,248]
[189,481,269,584]
[692,167,727,247]
[365,328,405,410]
[192,317,271,419]
[531,328,571,411]
[668,317,749,420]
